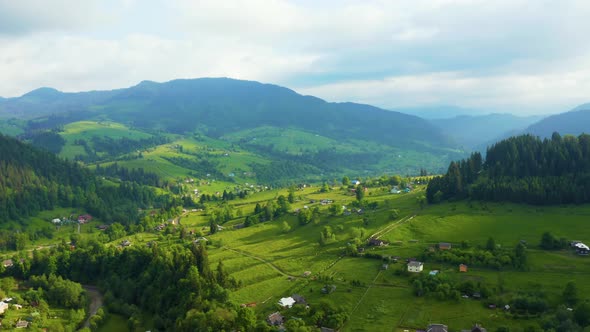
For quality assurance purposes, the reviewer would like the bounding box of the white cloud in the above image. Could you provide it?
[1,0,590,115]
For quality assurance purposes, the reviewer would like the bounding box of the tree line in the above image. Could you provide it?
[427,133,590,205]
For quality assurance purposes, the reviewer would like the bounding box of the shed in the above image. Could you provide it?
[278,297,296,308]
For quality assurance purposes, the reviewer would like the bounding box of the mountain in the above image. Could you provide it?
[431,113,542,150]
[0,78,467,178]
[524,105,590,138]
[391,105,476,119]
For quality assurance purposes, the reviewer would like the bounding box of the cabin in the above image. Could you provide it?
[459,264,468,272]
[16,320,29,329]
[427,324,448,332]
[368,238,389,246]
[408,261,424,273]
[439,242,452,250]
[267,312,284,326]
[77,214,93,223]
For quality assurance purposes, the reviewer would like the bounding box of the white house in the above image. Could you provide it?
[407,261,424,273]
[278,297,296,308]
[351,180,361,186]
[0,301,8,314]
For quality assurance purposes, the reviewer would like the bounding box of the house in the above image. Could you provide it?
[390,188,401,194]
[408,261,424,273]
[16,320,29,328]
[427,324,448,332]
[278,297,296,308]
[368,238,389,246]
[240,302,257,308]
[267,312,284,326]
[77,214,93,223]
[461,324,487,332]
[121,240,131,247]
[439,242,452,250]
[2,259,13,268]
[351,180,361,186]
[0,301,8,314]
[97,225,109,231]
[504,304,511,310]
[216,225,224,231]
[51,218,61,224]
[459,264,468,272]
[292,294,307,305]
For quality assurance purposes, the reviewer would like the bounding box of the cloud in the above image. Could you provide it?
[1,0,590,115]
[0,0,110,35]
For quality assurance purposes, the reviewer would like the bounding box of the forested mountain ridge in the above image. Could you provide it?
[524,107,590,138]
[0,133,176,227]
[0,78,455,150]
[427,133,590,205]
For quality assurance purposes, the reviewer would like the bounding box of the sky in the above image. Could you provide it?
[1,0,590,115]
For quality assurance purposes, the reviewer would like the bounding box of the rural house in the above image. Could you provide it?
[439,242,452,250]
[408,261,424,273]
[0,301,8,314]
[2,259,13,268]
[278,297,296,308]
[427,324,448,332]
[267,312,284,326]
[368,238,388,246]
[77,214,93,223]
[15,320,29,329]
[459,264,468,272]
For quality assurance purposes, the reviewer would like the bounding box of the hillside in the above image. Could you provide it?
[431,113,542,149]
[427,133,590,205]
[0,78,465,179]
[0,133,174,228]
[524,106,590,138]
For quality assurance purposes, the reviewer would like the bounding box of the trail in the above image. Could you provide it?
[370,214,416,240]
[222,247,296,279]
[81,285,103,329]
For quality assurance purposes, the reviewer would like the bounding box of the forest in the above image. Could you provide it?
[427,133,590,205]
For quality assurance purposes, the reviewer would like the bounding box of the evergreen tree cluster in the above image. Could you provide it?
[0,134,175,225]
[427,133,590,205]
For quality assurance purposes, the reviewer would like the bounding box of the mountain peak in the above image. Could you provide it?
[21,87,63,99]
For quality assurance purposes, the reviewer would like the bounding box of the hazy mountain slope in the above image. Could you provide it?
[391,105,474,119]
[524,107,590,138]
[99,78,455,150]
[432,113,542,149]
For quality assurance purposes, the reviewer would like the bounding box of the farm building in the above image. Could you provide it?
[408,261,424,273]
[77,214,93,223]
[51,218,61,224]
[439,242,452,250]
[427,324,448,332]
[459,264,468,272]
[267,312,284,326]
[368,238,388,246]
[278,297,296,308]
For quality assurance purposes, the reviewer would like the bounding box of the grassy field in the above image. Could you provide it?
[6,183,590,331]
[199,190,590,331]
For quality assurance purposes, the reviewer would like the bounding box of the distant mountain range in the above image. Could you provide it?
[523,105,590,138]
[0,78,466,179]
[431,113,542,150]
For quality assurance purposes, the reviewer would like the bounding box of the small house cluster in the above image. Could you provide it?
[571,241,589,255]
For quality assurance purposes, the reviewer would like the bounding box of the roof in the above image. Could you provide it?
[408,261,423,267]
[267,312,283,325]
[278,297,296,307]
[439,242,452,248]
[427,324,448,332]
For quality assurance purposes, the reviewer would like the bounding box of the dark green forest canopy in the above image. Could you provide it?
[427,133,590,204]
[0,133,176,225]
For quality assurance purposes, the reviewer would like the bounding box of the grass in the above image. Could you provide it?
[97,313,129,332]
